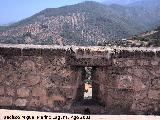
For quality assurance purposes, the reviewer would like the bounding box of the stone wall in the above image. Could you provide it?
[95,58,160,115]
[0,44,160,115]
[0,44,80,112]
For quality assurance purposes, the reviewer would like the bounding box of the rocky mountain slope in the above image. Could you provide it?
[103,0,140,5]
[128,26,160,47]
[0,1,160,45]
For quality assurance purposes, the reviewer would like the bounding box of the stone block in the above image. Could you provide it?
[134,91,147,100]
[0,97,13,106]
[22,48,41,56]
[124,59,135,67]
[62,88,74,99]
[27,74,41,86]
[6,87,15,97]
[41,49,66,56]
[17,87,30,97]
[131,98,150,113]
[41,106,51,112]
[134,79,146,91]
[21,60,36,71]
[39,95,49,106]
[108,89,133,101]
[148,90,160,100]
[38,95,55,108]
[137,59,150,66]
[5,73,18,86]
[0,48,21,56]
[29,98,40,107]
[0,74,5,83]
[15,99,27,107]
[48,73,67,86]
[151,77,160,89]
[34,57,44,69]
[41,76,55,88]
[113,59,124,67]
[151,59,159,66]
[0,86,4,95]
[116,75,133,89]
[128,67,150,79]
[149,67,160,77]
[52,95,66,102]
[32,86,46,97]
[0,56,5,64]
[48,57,66,66]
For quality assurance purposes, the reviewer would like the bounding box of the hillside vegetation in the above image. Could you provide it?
[130,26,160,47]
[0,0,160,45]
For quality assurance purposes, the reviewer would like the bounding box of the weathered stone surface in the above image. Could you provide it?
[62,88,75,99]
[133,79,146,91]
[49,57,66,66]
[134,91,147,100]
[46,87,61,97]
[124,59,135,67]
[0,73,5,83]
[5,73,18,86]
[41,106,51,112]
[15,99,28,107]
[52,95,66,102]
[27,74,41,86]
[21,60,36,71]
[149,67,160,77]
[16,72,28,85]
[39,95,55,108]
[131,99,150,113]
[0,86,4,95]
[17,87,30,97]
[41,76,55,88]
[108,89,133,101]
[113,59,124,67]
[29,98,40,107]
[6,87,15,97]
[137,59,150,66]
[3,63,14,72]
[116,75,133,89]
[148,90,160,100]
[151,77,160,89]
[48,73,68,86]
[2,45,160,115]
[32,86,46,97]
[34,57,45,69]
[128,67,150,79]
[151,59,159,66]
[0,56,5,64]
[0,97,13,106]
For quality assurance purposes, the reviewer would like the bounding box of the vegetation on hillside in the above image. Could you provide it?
[0,1,160,46]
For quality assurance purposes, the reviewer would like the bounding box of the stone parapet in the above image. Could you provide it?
[0,44,160,115]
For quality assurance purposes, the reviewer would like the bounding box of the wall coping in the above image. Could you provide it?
[0,44,160,58]
[0,43,159,51]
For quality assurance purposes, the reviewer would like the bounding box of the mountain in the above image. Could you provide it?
[148,26,160,40]
[129,26,160,47]
[103,0,140,5]
[128,0,160,7]
[0,26,7,31]
[0,1,160,45]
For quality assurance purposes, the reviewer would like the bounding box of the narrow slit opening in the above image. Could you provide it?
[84,67,92,99]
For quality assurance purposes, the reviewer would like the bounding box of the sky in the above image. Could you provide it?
[0,0,104,25]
